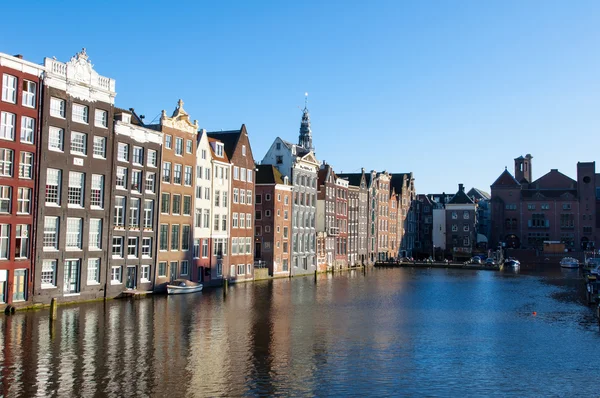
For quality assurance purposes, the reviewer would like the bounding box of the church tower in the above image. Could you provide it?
[298,94,314,152]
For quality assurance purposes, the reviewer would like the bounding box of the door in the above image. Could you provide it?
[64,260,80,294]
[169,261,178,282]
[255,242,261,260]
[12,270,26,301]
[126,266,136,290]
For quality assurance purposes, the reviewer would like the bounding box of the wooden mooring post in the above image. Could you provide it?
[50,298,57,321]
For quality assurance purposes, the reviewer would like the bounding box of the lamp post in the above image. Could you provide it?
[432,244,435,262]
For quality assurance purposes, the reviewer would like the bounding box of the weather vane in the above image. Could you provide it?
[304,92,308,108]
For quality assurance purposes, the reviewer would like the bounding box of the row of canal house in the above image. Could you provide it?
[0,48,418,309]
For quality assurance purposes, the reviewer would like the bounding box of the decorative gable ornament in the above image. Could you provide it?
[161,99,199,135]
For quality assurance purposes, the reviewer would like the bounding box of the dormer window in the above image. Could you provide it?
[216,143,224,157]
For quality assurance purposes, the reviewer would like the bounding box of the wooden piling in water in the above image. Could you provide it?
[223,278,228,296]
[50,298,57,321]
[314,270,317,282]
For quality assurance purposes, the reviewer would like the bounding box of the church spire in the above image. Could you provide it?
[298,92,314,152]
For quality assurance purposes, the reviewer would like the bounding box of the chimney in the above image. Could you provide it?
[361,167,365,173]
[459,183,464,192]
[14,54,23,59]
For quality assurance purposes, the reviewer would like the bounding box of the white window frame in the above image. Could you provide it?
[2,74,17,103]
[0,149,13,177]
[19,151,33,179]
[94,109,108,128]
[0,111,15,140]
[0,224,9,259]
[89,218,102,250]
[0,186,11,214]
[48,126,64,152]
[50,97,65,118]
[87,258,101,285]
[67,171,84,208]
[70,131,87,155]
[41,260,57,288]
[93,136,106,158]
[16,187,31,214]
[91,174,104,208]
[43,216,59,251]
[20,116,35,144]
[66,217,83,250]
[72,103,89,124]
[22,80,36,108]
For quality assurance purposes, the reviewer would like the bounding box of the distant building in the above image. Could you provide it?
[193,129,213,283]
[337,169,369,265]
[445,184,477,261]
[490,155,598,251]
[317,163,336,268]
[467,187,491,249]
[414,194,434,259]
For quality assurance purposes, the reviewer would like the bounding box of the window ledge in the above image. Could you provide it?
[87,282,101,286]
[111,281,122,285]
[63,293,80,297]
[41,285,57,289]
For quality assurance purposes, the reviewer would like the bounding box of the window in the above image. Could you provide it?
[0,186,11,213]
[145,172,157,193]
[201,149,207,160]
[240,168,246,182]
[283,242,288,253]
[181,261,189,276]
[89,219,102,250]
[276,155,283,165]
[142,237,152,257]
[233,188,239,203]
[87,174,104,209]
[128,237,139,257]
[68,172,84,207]
[165,135,172,149]
[238,264,245,275]
[222,215,227,231]
[505,204,517,210]
[0,224,8,259]
[131,146,144,165]
[182,225,190,251]
[246,214,251,229]
[239,213,245,229]
[205,168,210,180]
[129,198,140,228]
[113,196,126,228]
[173,164,182,184]
[158,262,167,277]
[452,224,458,232]
[66,218,82,250]
[215,143,224,157]
[202,239,208,257]
[45,168,61,205]
[284,195,289,205]
[242,145,246,156]
[0,112,15,140]
[43,217,59,250]
[215,190,220,207]
[143,200,154,229]
[183,195,191,215]
[131,170,142,193]
[18,151,33,179]
[87,259,100,284]
[171,224,180,250]
[50,97,65,118]
[64,259,81,294]
[214,214,219,231]
[172,194,181,215]
[284,210,289,220]
[204,187,210,200]
[463,237,470,246]
[111,266,122,284]
[93,136,106,158]
[184,166,192,186]
[195,209,201,228]
[527,204,536,211]
[20,80,36,107]
[203,210,210,228]
[193,239,200,258]
[148,149,157,167]
[563,203,572,210]
[141,265,150,282]
[41,260,57,288]
[463,211,470,219]
[161,193,170,214]
[234,167,239,180]
[265,194,271,201]
[116,167,127,189]
[186,139,193,154]
[240,189,246,205]
[112,237,124,257]
[247,169,253,183]
[162,162,171,183]
[70,131,87,155]
[541,204,550,210]
[222,191,229,208]
[196,186,202,199]
[255,211,262,220]
[451,211,458,219]
[255,194,262,204]
[246,237,251,254]
[2,74,17,103]
[118,143,129,162]
[0,149,13,177]
[175,137,183,155]
[265,210,271,217]
[159,224,168,250]
[283,227,289,238]
[72,104,89,124]
[463,224,470,232]
[49,127,64,151]
[233,213,238,228]
[16,188,31,214]
[94,109,108,128]
[20,116,35,144]
[246,190,252,205]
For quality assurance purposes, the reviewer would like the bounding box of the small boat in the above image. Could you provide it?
[167,279,203,295]
[560,257,579,269]
[504,258,520,268]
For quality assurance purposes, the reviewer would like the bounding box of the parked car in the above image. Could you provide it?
[470,256,482,264]
[485,258,496,266]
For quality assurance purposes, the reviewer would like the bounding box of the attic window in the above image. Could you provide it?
[276,143,281,150]
[242,145,246,156]
[215,143,224,157]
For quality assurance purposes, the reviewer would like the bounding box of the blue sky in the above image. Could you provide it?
[2,1,598,194]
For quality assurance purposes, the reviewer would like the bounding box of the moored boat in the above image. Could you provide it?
[559,257,579,269]
[167,279,203,295]
[504,258,520,268]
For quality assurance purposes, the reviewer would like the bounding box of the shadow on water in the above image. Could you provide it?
[1,267,600,397]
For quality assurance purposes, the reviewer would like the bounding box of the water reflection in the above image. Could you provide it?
[0,268,599,397]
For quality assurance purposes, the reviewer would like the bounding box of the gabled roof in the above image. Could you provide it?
[448,189,475,205]
[491,169,521,188]
[281,139,310,157]
[416,194,434,205]
[467,187,491,200]
[206,126,244,160]
[256,164,285,185]
[530,169,576,190]
[389,173,412,195]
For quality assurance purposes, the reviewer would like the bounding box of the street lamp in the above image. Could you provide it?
[432,244,435,262]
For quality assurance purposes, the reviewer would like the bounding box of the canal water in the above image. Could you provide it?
[0,267,597,397]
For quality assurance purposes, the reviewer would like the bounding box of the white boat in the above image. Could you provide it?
[167,279,203,295]
[560,257,579,269]
[504,258,520,268]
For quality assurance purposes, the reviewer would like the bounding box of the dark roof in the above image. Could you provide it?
[530,169,576,190]
[491,169,520,188]
[255,164,284,185]
[416,194,434,205]
[389,173,411,195]
[206,127,243,160]
[467,187,491,200]
[521,189,578,199]
[281,139,310,157]
[337,172,365,187]
[448,189,475,205]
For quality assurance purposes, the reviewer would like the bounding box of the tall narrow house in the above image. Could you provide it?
[262,106,319,276]
[193,129,213,283]
[337,169,369,265]
[0,53,44,307]
[317,163,336,268]
[107,109,162,295]
[207,125,255,283]
[153,100,198,290]
[34,49,116,303]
